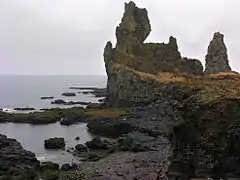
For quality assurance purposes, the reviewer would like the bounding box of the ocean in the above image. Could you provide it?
[0,75,107,110]
[0,75,107,164]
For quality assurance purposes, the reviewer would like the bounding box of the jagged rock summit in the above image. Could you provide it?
[104,1,203,107]
[116,1,151,52]
[205,32,232,74]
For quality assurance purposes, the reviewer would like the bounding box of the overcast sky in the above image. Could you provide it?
[0,0,239,75]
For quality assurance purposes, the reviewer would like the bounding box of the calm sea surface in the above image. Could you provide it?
[0,75,107,164]
[0,75,107,110]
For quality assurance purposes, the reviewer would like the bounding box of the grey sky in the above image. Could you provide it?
[0,0,239,75]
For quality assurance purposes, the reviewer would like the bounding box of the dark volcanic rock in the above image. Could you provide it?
[40,161,59,171]
[42,171,59,180]
[87,118,133,138]
[51,99,89,106]
[0,134,39,178]
[93,88,107,98]
[60,163,71,171]
[41,96,54,100]
[205,32,231,74]
[75,144,88,152]
[44,137,65,149]
[75,136,80,141]
[169,98,240,179]
[13,107,35,111]
[104,1,203,107]
[62,92,76,97]
[116,1,151,52]
[51,99,67,105]
[85,137,110,150]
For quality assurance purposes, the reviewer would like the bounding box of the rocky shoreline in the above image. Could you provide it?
[1,1,240,180]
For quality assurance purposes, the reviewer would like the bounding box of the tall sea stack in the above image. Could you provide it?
[204,32,231,74]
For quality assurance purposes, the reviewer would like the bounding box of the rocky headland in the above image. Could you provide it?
[0,1,240,180]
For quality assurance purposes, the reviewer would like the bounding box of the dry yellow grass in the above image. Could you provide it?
[84,109,127,118]
[113,63,240,103]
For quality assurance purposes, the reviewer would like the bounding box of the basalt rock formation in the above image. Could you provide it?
[0,134,40,179]
[205,32,232,74]
[104,1,203,107]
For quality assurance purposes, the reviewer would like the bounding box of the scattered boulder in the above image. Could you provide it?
[85,137,108,150]
[41,96,54,100]
[75,144,88,152]
[205,32,231,74]
[51,99,67,105]
[44,137,65,149]
[75,136,80,140]
[62,92,76,97]
[40,161,59,171]
[60,163,71,171]
[87,118,133,138]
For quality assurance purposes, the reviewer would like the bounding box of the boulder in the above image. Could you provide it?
[51,99,67,105]
[40,161,59,171]
[205,32,231,74]
[44,137,65,149]
[62,92,76,97]
[75,144,88,152]
[85,137,108,150]
[75,136,80,140]
[60,163,71,171]
[87,118,133,138]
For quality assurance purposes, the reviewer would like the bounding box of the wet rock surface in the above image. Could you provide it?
[0,134,40,179]
[75,144,87,152]
[44,137,65,149]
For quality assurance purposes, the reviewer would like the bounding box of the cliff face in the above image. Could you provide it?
[101,2,240,179]
[205,32,231,74]
[104,1,203,107]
